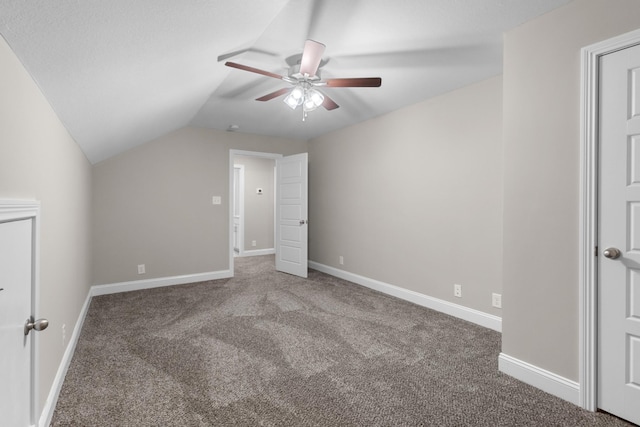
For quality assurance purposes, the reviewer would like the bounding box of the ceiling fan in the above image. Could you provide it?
[224,39,382,120]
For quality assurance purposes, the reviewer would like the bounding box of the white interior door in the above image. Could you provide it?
[598,42,640,425]
[0,218,34,426]
[275,153,308,278]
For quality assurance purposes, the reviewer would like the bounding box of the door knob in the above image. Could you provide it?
[24,317,49,336]
[603,247,621,259]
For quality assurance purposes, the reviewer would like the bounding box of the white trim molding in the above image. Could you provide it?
[240,248,275,257]
[579,28,640,412]
[0,199,40,222]
[233,164,245,256]
[38,269,231,425]
[309,261,502,332]
[39,291,92,427]
[92,270,232,296]
[499,353,580,406]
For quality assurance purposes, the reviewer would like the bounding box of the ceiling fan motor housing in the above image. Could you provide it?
[288,64,321,81]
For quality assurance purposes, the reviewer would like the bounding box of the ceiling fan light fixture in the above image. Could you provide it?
[284,90,303,110]
[303,90,324,112]
[284,84,325,113]
[307,89,324,107]
[290,86,304,100]
[303,98,317,112]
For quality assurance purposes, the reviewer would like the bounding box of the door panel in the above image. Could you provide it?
[598,43,640,425]
[276,153,308,278]
[0,218,33,426]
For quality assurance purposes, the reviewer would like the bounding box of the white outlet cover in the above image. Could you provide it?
[212,196,222,205]
[454,284,462,297]
[492,293,502,308]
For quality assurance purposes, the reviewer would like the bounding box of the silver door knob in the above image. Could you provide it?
[24,317,49,336]
[603,247,621,259]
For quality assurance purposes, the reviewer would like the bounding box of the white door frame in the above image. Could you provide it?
[228,150,282,275]
[0,199,41,425]
[579,28,640,411]
[233,164,245,256]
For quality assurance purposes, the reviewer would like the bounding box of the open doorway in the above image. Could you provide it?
[233,155,276,257]
[228,150,282,273]
[228,150,309,278]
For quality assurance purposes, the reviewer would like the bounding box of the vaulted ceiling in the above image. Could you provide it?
[0,0,571,164]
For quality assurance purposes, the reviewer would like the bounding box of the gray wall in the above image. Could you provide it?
[0,36,92,417]
[234,155,275,251]
[309,76,503,316]
[502,0,640,381]
[92,127,306,285]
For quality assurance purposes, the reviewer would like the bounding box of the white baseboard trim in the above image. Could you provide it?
[240,248,275,257]
[92,269,232,296]
[38,290,92,427]
[308,261,502,332]
[498,353,580,405]
[38,268,232,425]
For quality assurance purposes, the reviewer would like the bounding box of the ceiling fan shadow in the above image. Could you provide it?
[331,44,501,70]
[213,77,280,100]
[304,0,361,48]
[217,46,280,62]
[216,0,362,73]
[321,88,378,120]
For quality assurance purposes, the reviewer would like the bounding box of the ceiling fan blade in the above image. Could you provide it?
[322,95,339,111]
[325,77,382,88]
[299,39,326,77]
[225,62,283,80]
[256,88,291,102]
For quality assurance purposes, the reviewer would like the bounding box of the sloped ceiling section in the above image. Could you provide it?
[0,0,571,164]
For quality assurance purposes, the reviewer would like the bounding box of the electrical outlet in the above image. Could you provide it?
[339,255,344,265]
[212,196,221,205]
[251,240,257,247]
[492,293,502,308]
[454,284,462,298]
[138,264,145,274]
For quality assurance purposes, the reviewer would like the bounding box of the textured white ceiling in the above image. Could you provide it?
[0,0,571,163]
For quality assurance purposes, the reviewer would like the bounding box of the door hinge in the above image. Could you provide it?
[595,246,598,257]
